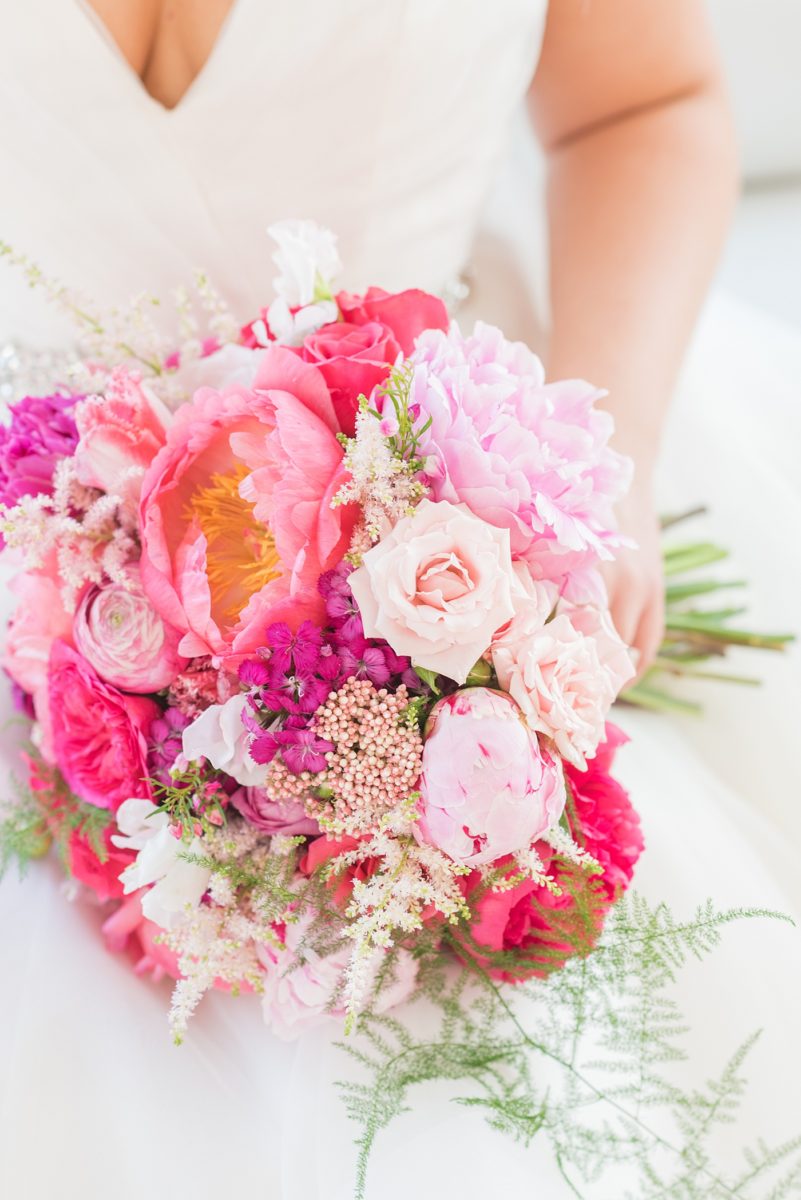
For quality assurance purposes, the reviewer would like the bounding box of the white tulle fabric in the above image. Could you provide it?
[1,3,801,1197]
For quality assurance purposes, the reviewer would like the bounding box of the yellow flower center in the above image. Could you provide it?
[186,464,282,620]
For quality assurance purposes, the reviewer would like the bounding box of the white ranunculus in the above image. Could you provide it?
[267,218,341,308]
[113,799,210,931]
[181,693,267,787]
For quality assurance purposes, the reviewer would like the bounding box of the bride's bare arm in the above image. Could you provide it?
[529,0,738,672]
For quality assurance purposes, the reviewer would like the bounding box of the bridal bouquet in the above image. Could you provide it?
[0,220,641,1039]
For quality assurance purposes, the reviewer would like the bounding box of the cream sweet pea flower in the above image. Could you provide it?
[182,694,267,788]
[267,219,341,308]
[113,799,210,931]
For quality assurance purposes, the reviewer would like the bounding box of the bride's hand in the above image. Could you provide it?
[603,481,665,681]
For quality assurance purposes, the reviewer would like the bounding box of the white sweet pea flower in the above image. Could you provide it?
[113,798,211,931]
[181,693,267,787]
[265,295,339,347]
[267,218,341,308]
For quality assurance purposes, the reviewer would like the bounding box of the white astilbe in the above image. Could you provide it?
[541,824,602,875]
[334,407,427,554]
[328,832,470,1026]
[0,458,137,609]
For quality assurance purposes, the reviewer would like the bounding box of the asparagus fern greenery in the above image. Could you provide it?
[621,508,794,714]
[340,898,801,1200]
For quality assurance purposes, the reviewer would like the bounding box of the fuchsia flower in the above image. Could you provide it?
[48,641,158,811]
[0,392,79,518]
[417,688,565,867]
[410,322,632,590]
[139,347,357,663]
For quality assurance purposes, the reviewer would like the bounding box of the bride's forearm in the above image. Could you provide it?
[542,83,738,475]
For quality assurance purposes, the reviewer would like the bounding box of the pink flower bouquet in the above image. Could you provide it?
[0,220,643,1041]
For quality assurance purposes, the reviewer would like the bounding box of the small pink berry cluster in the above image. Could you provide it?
[261,680,423,834]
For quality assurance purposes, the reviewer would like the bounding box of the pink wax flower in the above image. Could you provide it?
[492,601,634,768]
[410,322,632,587]
[259,908,417,1041]
[48,641,159,811]
[462,724,643,981]
[74,368,170,508]
[337,286,449,355]
[73,563,186,693]
[298,320,401,436]
[417,688,566,867]
[139,347,357,663]
[349,499,517,685]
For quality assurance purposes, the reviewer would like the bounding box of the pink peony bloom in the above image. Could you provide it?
[299,321,401,436]
[492,601,634,769]
[48,641,158,811]
[73,563,187,693]
[74,368,170,508]
[349,499,516,685]
[139,347,357,663]
[417,688,565,867]
[462,724,643,981]
[337,286,449,355]
[2,570,74,702]
[259,909,417,1041]
[410,322,632,588]
[231,787,319,836]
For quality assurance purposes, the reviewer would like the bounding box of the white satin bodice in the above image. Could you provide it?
[0,0,547,346]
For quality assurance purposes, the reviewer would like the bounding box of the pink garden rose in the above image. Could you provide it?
[259,909,417,1041]
[48,641,158,811]
[337,286,449,355]
[73,563,186,693]
[462,724,643,981]
[74,368,170,507]
[417,688,565,867]
[410,322,631,590]
[299,321,401,436]
[349,499,516,685]
[139,347,357,663]
[492,601,634,768]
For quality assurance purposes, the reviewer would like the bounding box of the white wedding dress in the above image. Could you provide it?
[1,3,800,1197]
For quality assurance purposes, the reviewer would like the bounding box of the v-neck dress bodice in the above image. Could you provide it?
[0,0,547,345]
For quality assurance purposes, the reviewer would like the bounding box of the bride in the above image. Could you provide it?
[1,2,800,1196]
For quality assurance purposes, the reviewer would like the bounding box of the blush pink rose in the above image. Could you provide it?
[337,286,449,355]
[74,368,170,507]
[139,347,357,663]
[299,321,401,436]
[417,688,565,867]
[73,563,187,693]
[2,570,74,700]
[492,601,634,768]
[349,499,516,685]
[48,641,159,811]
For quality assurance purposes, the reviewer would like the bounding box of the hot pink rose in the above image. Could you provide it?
[349,499,517,685]
[492,601,634,768]
[73,563,187,693]
[139,347,357,663]
[337,286,449,355]
[417,688,565,867]
[299,321,401,435]
[461,724,643,981]
[68,829,134,903]
[48,641,159,811]
[74,368,170,507]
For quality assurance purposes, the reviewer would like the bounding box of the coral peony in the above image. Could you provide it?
[73,563,186,693]
[48,642,158,811]
[139,346,357,662]
[492,602,634,768]
[410,322,631,589]
[417,688,565,867]
[349,498,516,685]
[463,724,643,981]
